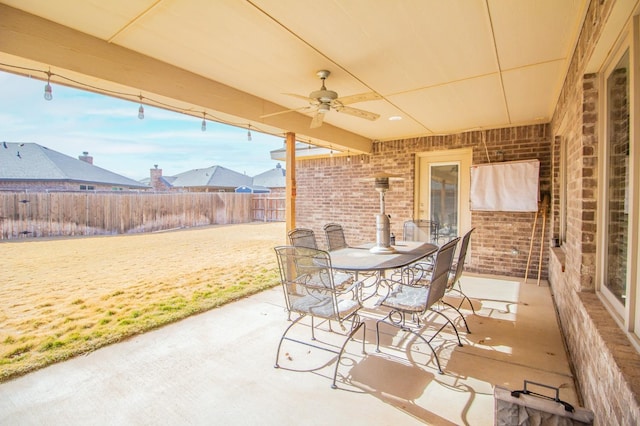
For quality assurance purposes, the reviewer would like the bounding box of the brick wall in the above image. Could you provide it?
[550,250,640,425]
[294,125,551,278]
[548,0,640,425]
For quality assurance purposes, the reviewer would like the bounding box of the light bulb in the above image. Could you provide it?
[247,128,252,141]
[137,95,144,119]
[44,71,53,101]
[201,119,206,132]
[44,83,52,101]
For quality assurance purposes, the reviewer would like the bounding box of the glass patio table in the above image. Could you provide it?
[329,241,438,302]
[329,241,438,272]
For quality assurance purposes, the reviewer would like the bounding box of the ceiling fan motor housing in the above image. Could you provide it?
[310,89,338,103]
[311,70,338,103]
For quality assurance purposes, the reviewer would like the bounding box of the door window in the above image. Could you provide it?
[430,164,459,241]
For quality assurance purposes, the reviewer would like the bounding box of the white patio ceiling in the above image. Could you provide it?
[0,0,588,153]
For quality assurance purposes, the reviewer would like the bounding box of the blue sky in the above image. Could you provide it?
[0,71,286,180]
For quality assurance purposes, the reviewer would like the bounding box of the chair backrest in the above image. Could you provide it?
[403,220,439,243]
[425,237,459,308]
[288,227,317,249]
[323,223,348,251]
[274,245,358,322]
[449,228,474,288]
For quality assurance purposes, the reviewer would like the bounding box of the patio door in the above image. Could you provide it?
[415,148,472,242]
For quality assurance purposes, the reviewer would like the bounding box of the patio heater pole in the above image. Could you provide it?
[370,174,396,254]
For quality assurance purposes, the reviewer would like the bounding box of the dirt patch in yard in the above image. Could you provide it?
[0,222,286,382]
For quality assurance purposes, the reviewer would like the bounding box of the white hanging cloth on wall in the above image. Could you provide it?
[470,159,540,212]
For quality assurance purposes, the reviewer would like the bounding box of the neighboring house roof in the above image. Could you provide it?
[140,175,175,187]
[170,165,252,188]
[158,176,175,187]
[252,163,285,188]
[140,164,286,191]
[163,176,178,185]
[0,142,148,188]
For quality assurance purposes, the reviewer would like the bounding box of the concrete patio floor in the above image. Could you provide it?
[0,273,580,425]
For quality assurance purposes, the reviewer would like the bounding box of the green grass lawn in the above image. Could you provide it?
[0,222,285,382]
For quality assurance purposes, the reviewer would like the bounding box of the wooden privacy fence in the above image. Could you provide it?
[0,192,285,240]
[251,194,285,222]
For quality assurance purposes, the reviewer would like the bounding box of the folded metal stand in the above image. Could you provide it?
[510,380,575,413]
[494,380,594,426]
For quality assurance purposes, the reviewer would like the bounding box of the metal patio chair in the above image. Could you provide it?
[444,228,476,326]
[273,245,365,389]
[403,220,440,244]
[323,222,382,300]
[287,227,318,249]
[395,219,441,281]
[375,237,460,374]
[323,223,348,251]
[285,229,353,319]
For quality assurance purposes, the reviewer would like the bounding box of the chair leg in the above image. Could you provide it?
[274,315,304,369]
[349,316,367,355]
[453,281,476,314]
[442,300,471,334]
[331,320,366,389]
[429,309,463,347]
[275,314,366,389]
[375,317,444,374]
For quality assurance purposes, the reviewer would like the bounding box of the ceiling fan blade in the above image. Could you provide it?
[310,112,325,128]
[336,105,380,121]
[336,92,382,105]
[260,106,310,119]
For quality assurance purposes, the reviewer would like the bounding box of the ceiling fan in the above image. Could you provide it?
[261,70,381,128]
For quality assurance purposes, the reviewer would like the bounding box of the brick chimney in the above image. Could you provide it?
[78,151,93,164]
[150,164,163,190]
